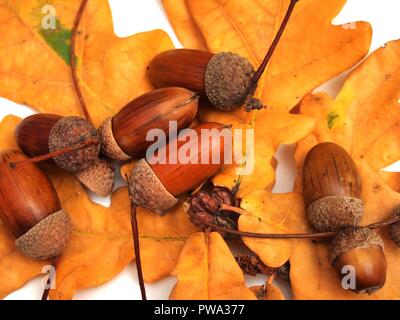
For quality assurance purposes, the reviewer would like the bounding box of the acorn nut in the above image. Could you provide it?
[302,142,364,232]
[329,226,387,294]
[99,87,198,161]
[0,150,72,260]
[128,123,229,213]
[148,50,254,111]
[16,114,114,196]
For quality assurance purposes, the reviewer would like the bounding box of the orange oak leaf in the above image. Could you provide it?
[162,0,207,51]
[170,232,256,300]
[292,40,400,299]
[0,0,174,126]
[239,190,309,268]
[199,107,315,198]
[163,0,372,111]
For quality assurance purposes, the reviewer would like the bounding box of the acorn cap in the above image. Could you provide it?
[49,116,101,173]
[328,227,384,264]
[389,205,400,247]
[99,117,131,161]
[205,52,255,111]
[307,195,364,232]
[128,159,178,214]
[15,209,72,260]
[75,159,115,197]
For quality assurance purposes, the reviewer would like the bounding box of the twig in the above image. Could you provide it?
[70,0,92,124]
[10,139,97,169]
[126,175,147,300]
[41,257,60,301]
[193,214,400,240]
[245,0,299,103]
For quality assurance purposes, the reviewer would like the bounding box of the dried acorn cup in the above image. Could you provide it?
[99,87,198,161]
[0,150,72,260]
[329,226,387,294]
[148,0,299,112]
[128,122,229,213]
[15,114,114,197]
[302,142,364,232]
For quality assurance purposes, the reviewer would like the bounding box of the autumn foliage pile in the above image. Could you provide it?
[0,0,399,300]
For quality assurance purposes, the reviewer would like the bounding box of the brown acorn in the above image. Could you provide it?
[128,122,229,213]
[148,0,299,112]
[16,114,114,197]
[99,87,198,161]
[329,227,387,294]
[0,150,72,260]
[148,50,255,111]
[302,142,364,232]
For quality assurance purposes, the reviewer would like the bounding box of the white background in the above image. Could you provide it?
[3,0,400,300]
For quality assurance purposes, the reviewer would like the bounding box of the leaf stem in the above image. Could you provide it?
[71,0,92,124]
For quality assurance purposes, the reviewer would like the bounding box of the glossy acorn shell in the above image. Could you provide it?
[150,122,228,196]
[302,142,362,206]
[148,49,213,94]
[111,87,198,158]
[0,150,61,238]
[16,114,62,158]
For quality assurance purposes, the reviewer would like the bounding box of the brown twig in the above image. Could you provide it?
[10,139,97,169]
[245,0,299,103]
[193,214,400,240]
[70,0,92,124]
[41,256,60,301]
[126,175,147,300]
[219,204,248,215]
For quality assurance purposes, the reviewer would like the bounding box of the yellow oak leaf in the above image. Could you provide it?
[239,190,309,268]
[162,0,207,50]
[0,0,174,126]
[170,232,256,300]
[292,40,400,299]
[46,175,196,299]
[163,0,372,111]
[199,106,315,197]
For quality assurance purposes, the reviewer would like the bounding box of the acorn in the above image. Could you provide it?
[148,0,299,112]
[302,142,364,232]
[15,114,114,197]
[99,87,198,161]
[389,205,400,247]
[148,50,255,111]
[329,227,387,294]
[128,122,229,213]
[0,150,72,260]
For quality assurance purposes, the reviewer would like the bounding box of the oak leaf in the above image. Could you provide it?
[239,190,309,268]
[170,232,256,300]
[199,106,315,198]
[292,40,400,299]
[163,0,372,111]
[0,0,174,126]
